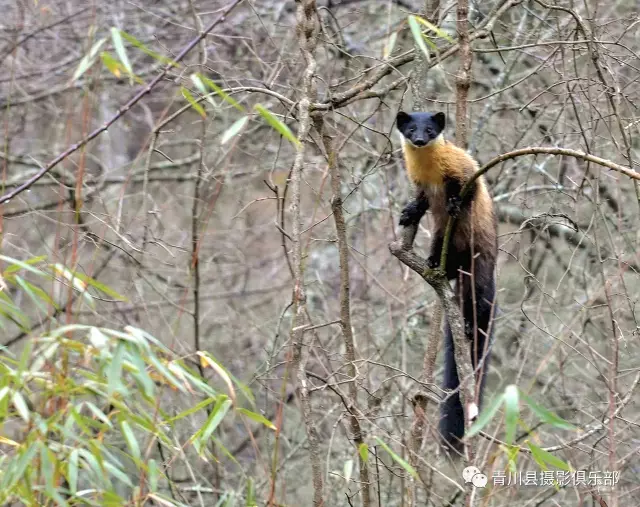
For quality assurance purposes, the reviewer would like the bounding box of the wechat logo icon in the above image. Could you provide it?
[462,466,488,488]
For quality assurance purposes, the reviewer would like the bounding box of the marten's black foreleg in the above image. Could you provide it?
[399,188,429,227]
[426,174,466,273]
[444,177,463,217]
[444,176,477,218]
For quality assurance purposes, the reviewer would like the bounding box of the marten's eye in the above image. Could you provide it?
[408,126,415,133]
[426,128,434,135]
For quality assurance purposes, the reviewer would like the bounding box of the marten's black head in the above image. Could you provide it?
[396,111,446,148]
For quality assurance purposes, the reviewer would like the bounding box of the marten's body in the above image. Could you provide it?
[396,111,497,453]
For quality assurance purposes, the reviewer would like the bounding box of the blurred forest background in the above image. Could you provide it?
[0,0,639,506]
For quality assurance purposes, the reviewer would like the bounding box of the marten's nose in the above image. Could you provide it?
[413,138,426,146]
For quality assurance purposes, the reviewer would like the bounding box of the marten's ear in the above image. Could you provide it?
[396,111,411,132]
[433,112,446,130]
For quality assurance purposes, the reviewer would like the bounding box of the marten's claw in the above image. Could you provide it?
[446,196,462,217]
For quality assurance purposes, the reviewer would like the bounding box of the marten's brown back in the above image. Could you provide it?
[403,140,497,257]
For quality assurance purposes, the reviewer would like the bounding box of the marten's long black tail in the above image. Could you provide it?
[439,271,496,454]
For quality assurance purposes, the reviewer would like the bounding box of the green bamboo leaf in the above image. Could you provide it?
[237,408,276,430]
[89,327,110,350]
[13,443,39,486]
[200,75,244,111]
[129,350,154,398]
[148,459,159,492]
[71,271,127,301]
[0,292,30,330]
[214,492,232,507]
[198,351,253,403]
[198,352,236,403]
[29,342,58,375]
[527,441,572,471]
[101,51,125,78]
[123,326,167,351]
[68,449,79,495]
[15,276,57,308]
[3,255,46,275]
[0,255,47,277]
[504,385,519,445]
[78,449,107,487]
[39,442,55,496]
[181,87,206,118]
[67,407,92,437]
[47,488,69,507]
[190,73,207,94]
[0,458,12,493]
[18,337,32,376]
[120,420,141,460]
[104,460,135,487]
[520,390,576,430]
[119,31,178,66]
[245,477,256,507]
[30,342,59,377]
[107,342,126,396]
[72,37,107,81]
[110,28,132,80]
[211,436,240,467]
[467,391,505,437]
[191,73,218,108]
[414,15,455,42]
[505,445,519,472]
[166,397,217,423]
[384,31,398,59]
[408,16,431,61]
[358,442,369,463]
[120,327,153,352]
[84,401,113,427]
[174,366,217,397]
[375,437,417,479]
[14,276,50,315]
[50,264,94,308]
[192,396,231,453]
[254,104,300,147]
[147,355,187,393]
[12,391,30,423]
[201,398,232,442]
[221,116,248,145]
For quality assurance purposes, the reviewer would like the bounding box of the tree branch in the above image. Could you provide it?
[314,115,372,506]
[286,1,324,506]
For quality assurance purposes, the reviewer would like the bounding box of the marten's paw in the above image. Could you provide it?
[399,202,423,227]
[446,195,462,217]
[426,255,440,269]
[465,320,473,337]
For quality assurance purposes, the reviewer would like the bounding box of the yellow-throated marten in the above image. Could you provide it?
[396,110,497,454]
